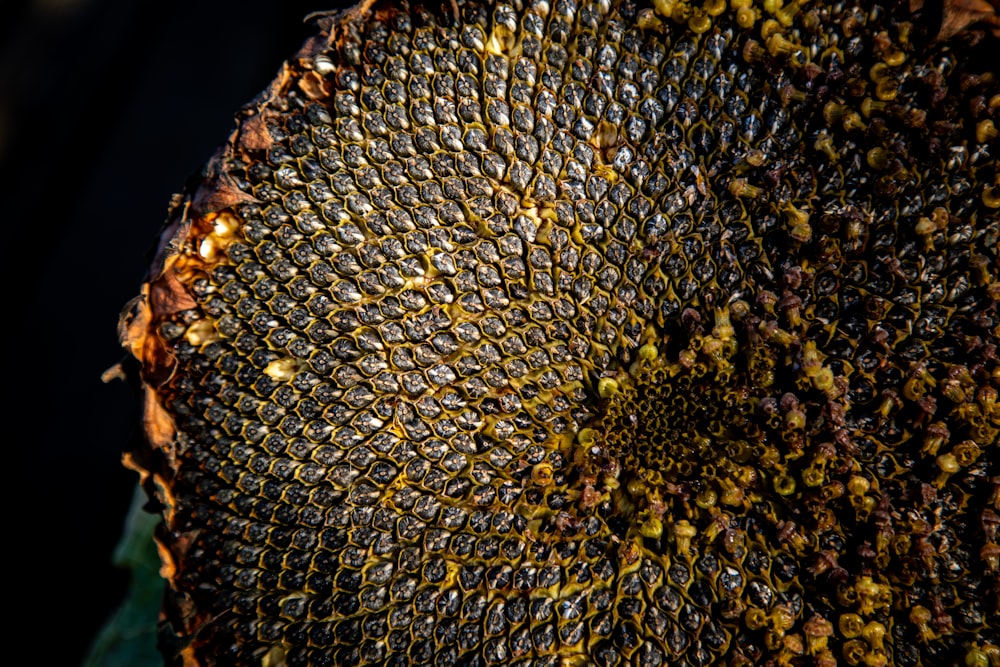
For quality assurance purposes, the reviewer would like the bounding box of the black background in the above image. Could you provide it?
[0,1,343,664]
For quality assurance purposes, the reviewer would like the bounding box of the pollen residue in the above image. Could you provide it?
[184,318,219,347]
[264,357,308,382]
[190,209,242,264]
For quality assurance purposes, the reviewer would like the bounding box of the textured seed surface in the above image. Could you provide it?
[119,0,1000,665]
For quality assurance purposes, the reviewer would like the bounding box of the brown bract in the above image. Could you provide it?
[912,0,1000,39]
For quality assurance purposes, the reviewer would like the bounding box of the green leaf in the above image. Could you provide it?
[82,484,162,667]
